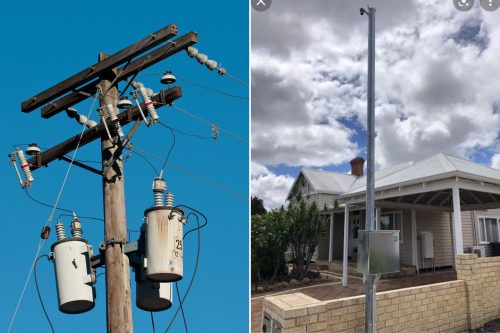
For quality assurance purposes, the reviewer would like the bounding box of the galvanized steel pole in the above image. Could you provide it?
[364,6,377,333]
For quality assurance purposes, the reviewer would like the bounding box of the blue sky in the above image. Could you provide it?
[0,1,248,332]
[251,0,500,209]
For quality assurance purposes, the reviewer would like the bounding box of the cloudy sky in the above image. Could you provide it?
[251,0,500,209]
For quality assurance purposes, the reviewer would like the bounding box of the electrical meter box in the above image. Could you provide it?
[357,230,400,275]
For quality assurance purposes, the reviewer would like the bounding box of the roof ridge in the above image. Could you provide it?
[445,153,500,173]
[345,160,415,192]
[436,153,456,172]
[302,168,355,177]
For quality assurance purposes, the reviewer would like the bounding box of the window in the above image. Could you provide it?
[478,217,500,243]
[380,212,403,242]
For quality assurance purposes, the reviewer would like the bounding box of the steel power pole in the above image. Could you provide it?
[99,53,133,332]
[364,6,376,333]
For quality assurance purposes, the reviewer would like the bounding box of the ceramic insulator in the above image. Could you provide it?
[105,104,124,137]
[16,149,34,183]
[165,192,174,208]
[56,220,67,240]
[132,82,158,124]
[71,218,82,238]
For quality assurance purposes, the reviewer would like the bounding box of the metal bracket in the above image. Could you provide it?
[122,241,139,254]
[90,253,104,269]
[91,240,142,269]
[102,118,143,176]
[104,238,127,249]
[59,156,101,175]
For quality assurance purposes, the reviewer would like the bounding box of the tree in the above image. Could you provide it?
[251,208,289,283]
[288,190,325,280]
[251,196,267,216]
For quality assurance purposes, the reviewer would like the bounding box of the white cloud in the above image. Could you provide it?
[251,161,269,177]
[252,1,500,173]
[491,154,500,170]
[251,172,294,210]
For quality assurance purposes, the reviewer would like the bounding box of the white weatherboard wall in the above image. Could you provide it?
[399,210,413,266]
[416,211,454,268]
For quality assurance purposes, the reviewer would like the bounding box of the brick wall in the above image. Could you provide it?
[263,281,467,332]
[456,254,500,329]
[262,254,500,333]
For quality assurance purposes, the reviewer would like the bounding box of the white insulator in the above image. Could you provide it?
[186,47,198,58]
[105,104,124,137]
[154,191,164,207]
[26,144,41,156]
[165,192,174,208]
[16,149,34,184]
[132,82,159,124]
[56,220,67,240]
[77,114,97,128]
[195,53,208,65]
[205,60,217,71]
[145,88,155,98]
[71,217,82,238]
[152,177,166,207]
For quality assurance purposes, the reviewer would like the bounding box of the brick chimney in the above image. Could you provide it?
[350,157,365,177]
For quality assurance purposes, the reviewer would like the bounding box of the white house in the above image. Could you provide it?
[288,153,500,280]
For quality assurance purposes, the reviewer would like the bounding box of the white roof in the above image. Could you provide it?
[291,153,500,199]
[345,153,500,196]
[301,169,355,194]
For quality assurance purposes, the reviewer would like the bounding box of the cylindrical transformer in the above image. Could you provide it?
[51,238,95,314]
[136,256,172,311]
[145,207,184,282]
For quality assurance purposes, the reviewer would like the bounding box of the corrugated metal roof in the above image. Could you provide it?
[345,153,500,195]
[301,169,356,194]
[292,153,500,200]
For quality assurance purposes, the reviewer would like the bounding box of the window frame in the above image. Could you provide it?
[477,216,500,244]
[380,210,404,243]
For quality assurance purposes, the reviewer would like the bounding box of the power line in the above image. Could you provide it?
[158,121,213,142]
[7,92,99,333]
[224,71,249,88]
[172,105,248,144]
[150,312,156,333]
[125,144,160,176]
[24,189,73,214]
[56,213,104,222]
[177,76,248,100]
[184,212,208,239]
[176,283,188,333]
[34,254,55,333]
[159,122,176,172]
[127,144,246,201]
[142,72,248,100]
[164,209,204,333]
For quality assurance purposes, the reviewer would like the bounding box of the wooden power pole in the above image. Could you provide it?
[99,53,133,332]
[15,24,198,332]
